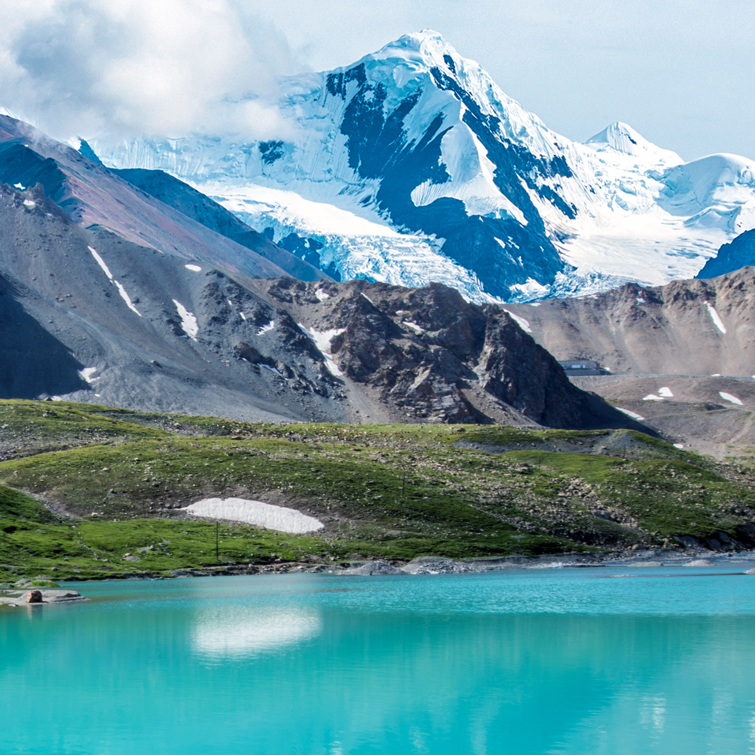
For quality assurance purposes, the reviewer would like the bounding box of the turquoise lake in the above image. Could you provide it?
[3,566,755,754]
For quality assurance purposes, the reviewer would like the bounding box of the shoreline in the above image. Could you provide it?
[51,547,755,582]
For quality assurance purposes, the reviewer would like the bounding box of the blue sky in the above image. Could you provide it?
[1,0,752,160]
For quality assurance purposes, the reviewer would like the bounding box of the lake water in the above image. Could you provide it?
[3,565,755,754]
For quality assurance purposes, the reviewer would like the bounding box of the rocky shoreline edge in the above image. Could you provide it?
[3,550,755,604]
[74,548,755,580]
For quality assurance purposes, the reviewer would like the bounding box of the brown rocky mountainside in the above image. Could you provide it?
[259,278,640,429]
[506,268,755,458]
[505,267,755,376]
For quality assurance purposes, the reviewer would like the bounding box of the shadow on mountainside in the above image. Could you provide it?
[0,274,85,399]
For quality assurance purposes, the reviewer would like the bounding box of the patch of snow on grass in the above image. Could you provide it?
[173,299,198,340]
[719,392,743,405]
[674,443,685,449]
[503,309,532,333]
[705,302,727,334]
[185,264,202,272]
[183,497,324,533]
[299,324,345,376]
[643,394,664,401]
[658,387,673,397]
[115,282,141,316]
[257,320,275,335]
[78,367,100,384]
[617,408,645,421]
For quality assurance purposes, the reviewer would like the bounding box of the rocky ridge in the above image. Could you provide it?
[0,176,638,431]
[504,267,755,457]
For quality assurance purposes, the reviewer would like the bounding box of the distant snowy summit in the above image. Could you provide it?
[92,30,755,302]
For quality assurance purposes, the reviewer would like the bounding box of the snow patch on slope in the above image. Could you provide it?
[78,367,100,384]
[183,497,324,533]
[502,309,532,333]
[115,281,141,316]
[719,392,743,406]
[88,247,141,316]
[705,302,727,334]
[173,299,198,340]
[298,324,345,376]
[257,320,275,335]
[617,408,645,421]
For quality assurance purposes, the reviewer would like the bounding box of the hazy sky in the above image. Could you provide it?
[1,0,752,160]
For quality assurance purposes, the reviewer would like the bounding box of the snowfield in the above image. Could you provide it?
[182,498,325,533]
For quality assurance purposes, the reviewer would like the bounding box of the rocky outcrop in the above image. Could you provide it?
[698,230,755,279]
[262,278,642,429]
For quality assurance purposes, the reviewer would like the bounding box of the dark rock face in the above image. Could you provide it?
[326,63,566,299]
[698,230,755,279]
[25,590,42,603]
[263,278,644,430]
[504,266,755,376]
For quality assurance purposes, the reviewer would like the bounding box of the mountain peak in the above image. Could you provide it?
[365,30,464,73]
[585,121,681,165]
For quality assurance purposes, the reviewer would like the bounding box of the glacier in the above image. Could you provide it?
[91,31,755,303]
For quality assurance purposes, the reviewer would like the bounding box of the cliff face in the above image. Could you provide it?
[698,230,755,280]
[260,278,642,430]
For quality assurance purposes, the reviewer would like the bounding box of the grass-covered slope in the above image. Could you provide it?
[1,400,754,581]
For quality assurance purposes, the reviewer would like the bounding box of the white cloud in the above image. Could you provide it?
[0,0,302,140]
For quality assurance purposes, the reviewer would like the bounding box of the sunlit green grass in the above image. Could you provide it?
[1,399,754,581]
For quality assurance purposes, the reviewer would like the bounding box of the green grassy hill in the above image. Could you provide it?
[1,400,754,582]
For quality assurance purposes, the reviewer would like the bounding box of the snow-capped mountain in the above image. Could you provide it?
[92,31,755,302]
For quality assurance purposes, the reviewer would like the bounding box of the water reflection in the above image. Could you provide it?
[192,605,322,658]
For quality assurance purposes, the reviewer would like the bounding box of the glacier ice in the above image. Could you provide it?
[91,31,755,303]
